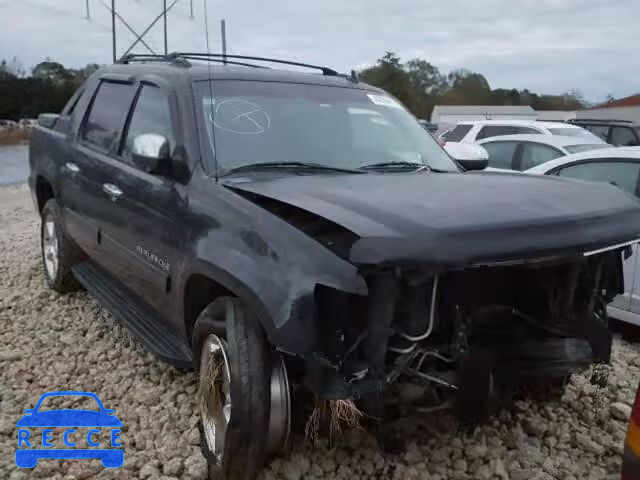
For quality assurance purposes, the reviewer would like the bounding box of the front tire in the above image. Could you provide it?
[40,199,80,293]
[193,297,271,480]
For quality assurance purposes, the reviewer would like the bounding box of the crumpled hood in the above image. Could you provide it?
[224,171,640,268]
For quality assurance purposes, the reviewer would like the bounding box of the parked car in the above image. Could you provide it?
[442,119,599,144]
[524,147,640,326]
[477,134,609,171]
[569,119,640,147]
[622,382,640,479]
[0,119,18,131]
[29,53,640,480]
[18,118,38,130]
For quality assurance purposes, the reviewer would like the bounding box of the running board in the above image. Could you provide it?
[72,262,193,369]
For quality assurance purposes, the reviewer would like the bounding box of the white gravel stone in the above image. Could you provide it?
[611,402,633,421]
[1,183,640,480]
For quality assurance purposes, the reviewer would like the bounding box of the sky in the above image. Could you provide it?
[0,0,637,103]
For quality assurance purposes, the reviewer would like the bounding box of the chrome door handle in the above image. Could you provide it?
[65,162,80,173]
[102,183,123,201]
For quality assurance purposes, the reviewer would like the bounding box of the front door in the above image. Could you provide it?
[94,82,187,319]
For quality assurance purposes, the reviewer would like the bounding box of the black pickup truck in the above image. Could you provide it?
[29,53,640,480]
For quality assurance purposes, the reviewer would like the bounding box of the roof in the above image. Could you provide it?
[476,134,606,148]
[432,105,536,116]
[457,119,581,129]
[590,94,640,110]
[97,60,378,91]
[526,147,640,174]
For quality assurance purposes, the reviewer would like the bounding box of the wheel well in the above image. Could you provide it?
[36,176,54,214]
[184,274,233,341]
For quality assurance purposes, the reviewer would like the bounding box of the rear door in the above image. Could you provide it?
[554,159,640,313]
[66,79,136,258]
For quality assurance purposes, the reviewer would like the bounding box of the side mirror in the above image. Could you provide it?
[23,409,34,414]
[444,143,489,171]
[131,133,172,175]
[37,113,60,129]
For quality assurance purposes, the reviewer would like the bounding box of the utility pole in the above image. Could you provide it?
[163,0,168,54]
[221,19,227,64]
[111,0,117,63]
[190,0,194,19]
[85,0,90,19]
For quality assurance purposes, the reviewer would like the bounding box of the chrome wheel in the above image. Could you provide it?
[42,218,59,280]
[199,334,231,462]
[267,352,291,454]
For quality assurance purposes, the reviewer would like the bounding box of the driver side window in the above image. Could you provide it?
[121,85,175,164]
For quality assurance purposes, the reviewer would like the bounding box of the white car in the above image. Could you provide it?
[525,147,640,326]
[476,134,609,172]
[442,120,598,144]
[18,119,38,130]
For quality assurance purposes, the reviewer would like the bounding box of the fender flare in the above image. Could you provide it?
[180,258,278,341]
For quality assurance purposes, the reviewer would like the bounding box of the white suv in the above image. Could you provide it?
[442,120,598,144]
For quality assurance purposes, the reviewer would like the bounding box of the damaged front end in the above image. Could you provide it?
[303,248,624,415]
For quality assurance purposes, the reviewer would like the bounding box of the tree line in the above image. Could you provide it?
[0,53,585,121]
[359,52,585,120]
[0,58,100,121]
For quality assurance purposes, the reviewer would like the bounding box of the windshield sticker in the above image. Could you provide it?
[366,94,403,109]
[211,98,271,134]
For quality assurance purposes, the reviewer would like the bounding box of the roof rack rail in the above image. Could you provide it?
[174,52,340,76]
[117,53,191,66]
[117,53,269,70]
[571,118,635,123]
[116,52,358,82]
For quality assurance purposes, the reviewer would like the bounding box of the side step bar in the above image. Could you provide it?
[72,262,193,369]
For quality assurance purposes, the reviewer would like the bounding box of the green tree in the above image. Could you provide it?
[359,52,415,111]
[32,60,71,85]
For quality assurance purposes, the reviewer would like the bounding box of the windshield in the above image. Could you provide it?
[564,144,611,154]
[548,127,600,140]
[194,80,458,173]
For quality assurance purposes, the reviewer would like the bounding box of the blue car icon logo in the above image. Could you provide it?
[15,391,123,468]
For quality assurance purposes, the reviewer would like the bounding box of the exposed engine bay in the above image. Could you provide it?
[305,248,624,418]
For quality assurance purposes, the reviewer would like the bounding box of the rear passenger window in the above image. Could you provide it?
[482,141,519,170]
[444,124,472,142]
[82,82,134,152]
[121,85,175,161]
[62,87,85,117]
[584,125,609,142]
[514,127,542,135]
[611,127,639,147]
[476,126,521,140]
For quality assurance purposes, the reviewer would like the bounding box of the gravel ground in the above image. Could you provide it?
[0,183,639,480]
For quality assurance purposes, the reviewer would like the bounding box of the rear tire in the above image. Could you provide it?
[40,199,80,293]
[193,297,271,480]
